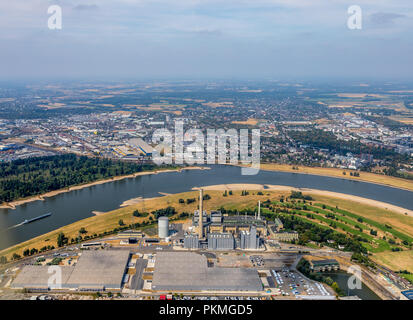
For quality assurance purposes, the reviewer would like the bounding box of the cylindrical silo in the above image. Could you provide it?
[158,216,169,238]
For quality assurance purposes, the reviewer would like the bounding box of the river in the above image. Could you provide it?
[323,272,381,300]
[1,165,413,250]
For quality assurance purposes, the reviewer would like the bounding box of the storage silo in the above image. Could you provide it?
[158,217,169,238]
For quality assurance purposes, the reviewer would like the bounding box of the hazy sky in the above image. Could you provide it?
[0,0,412,80]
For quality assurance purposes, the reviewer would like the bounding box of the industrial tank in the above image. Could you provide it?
[158,217,169,238]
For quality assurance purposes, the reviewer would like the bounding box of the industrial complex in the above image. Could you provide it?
[181,189,265,250]
[6,188,410,301]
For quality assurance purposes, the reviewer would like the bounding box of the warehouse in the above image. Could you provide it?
[12,250,130,292]
[65,250,130,291]
[12,265,74,291]
[128,138,153,156]
[152,252,262,292]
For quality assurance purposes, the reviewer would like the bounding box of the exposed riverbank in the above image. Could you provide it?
[198,183,413,218]
[235,163,413,192]
[0,166,209,210]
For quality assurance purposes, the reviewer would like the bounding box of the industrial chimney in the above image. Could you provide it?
[199,188,204,238]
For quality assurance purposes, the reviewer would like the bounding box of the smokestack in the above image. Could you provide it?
[199,188,204,238]
[258,200,261,220]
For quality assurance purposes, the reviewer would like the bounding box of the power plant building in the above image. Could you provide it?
[184,234,200,249]
[193,210,208,226]
[190,193,265,250]
[209,215,267,236]
[210,210,223,223]
[240,226,259,249]
[158,216,169,238]
[207,233,235,250]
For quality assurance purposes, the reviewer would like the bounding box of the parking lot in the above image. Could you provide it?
[250,255,265,267]
[270,268,331,297]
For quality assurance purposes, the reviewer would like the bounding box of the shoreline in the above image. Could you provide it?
[0,166,210,210]
[233,163,413,193]
[197,183,413,218]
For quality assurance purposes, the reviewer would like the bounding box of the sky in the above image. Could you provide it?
[0,0,412,81]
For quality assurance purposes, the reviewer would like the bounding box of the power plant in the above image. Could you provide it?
[184,189,265,250]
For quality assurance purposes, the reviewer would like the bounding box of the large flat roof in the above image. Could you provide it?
[12,265,74,289]
[310,259,339,266]
[12,250,130,291]
[152,252,262,292]
[66,250,130,289]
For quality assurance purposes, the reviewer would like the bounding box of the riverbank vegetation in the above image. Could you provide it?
[0,154,175,203]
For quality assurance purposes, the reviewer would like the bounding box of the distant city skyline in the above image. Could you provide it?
[0,0,412,80]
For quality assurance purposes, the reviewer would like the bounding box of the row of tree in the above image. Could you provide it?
[0,154,171,203]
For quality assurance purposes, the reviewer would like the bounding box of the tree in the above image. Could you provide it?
[57,232,67,247]
[12,253,21,261]
[202,194,211,200]
[79,227,87,234]
[0,256,7,264]
[118,219,125,226]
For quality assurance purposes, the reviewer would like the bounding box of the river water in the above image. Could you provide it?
[324,272,381,300]
[1,165,413,250]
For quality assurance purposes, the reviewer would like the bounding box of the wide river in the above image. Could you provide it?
[1,165,413,250]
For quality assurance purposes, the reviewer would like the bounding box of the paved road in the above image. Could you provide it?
[130,259,148,291]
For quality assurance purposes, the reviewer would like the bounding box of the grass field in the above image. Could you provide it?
[373,251,413,273]
[313,195,413,237]
[231,118,259,126]
[400,273,413,283]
